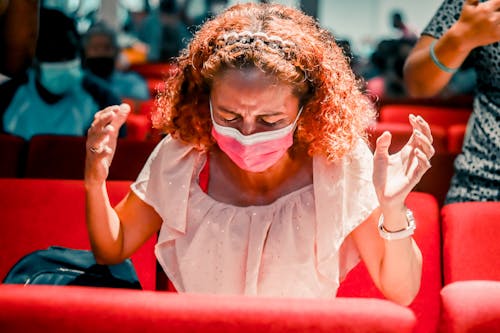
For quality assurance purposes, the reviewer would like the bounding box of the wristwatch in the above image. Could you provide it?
[378,209,416,241]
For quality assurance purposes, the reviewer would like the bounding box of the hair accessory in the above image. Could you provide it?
[216,31,295,57]
[378,209,416,241]
[429,39,458,74]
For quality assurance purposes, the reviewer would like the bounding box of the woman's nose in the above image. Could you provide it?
[239,119,257,136]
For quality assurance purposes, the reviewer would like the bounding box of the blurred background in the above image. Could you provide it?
[0,0,476,207]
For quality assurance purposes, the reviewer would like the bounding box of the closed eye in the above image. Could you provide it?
[259,118,282,127]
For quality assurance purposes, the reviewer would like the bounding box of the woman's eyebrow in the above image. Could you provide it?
[218,105,286,117]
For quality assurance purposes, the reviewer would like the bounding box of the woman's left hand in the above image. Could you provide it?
[372,114,435,210]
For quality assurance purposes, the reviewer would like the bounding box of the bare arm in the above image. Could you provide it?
[352,114,434,305]
[85,104,162,264]
[403,0,500,97]
[351,208,422,306]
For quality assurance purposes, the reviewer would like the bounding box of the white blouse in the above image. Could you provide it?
[131,136,379,298]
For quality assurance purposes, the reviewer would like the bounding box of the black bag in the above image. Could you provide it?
[3,246,142,289]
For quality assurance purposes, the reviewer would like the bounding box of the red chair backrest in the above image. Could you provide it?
[337,192,442,333]
[0,134,26,177]
[0,178,157,290]
[379,105,471,128]
[441,201,500,284]
[24,135,157,180]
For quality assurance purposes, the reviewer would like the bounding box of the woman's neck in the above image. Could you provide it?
[208,146,313,206]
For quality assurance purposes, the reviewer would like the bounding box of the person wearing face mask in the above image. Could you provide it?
[82,22,150,101]
[0,8,122,140]
[85,3,435,306]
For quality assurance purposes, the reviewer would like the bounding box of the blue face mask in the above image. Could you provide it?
[39,59,83,96]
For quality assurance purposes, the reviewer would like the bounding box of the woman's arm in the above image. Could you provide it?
[86,186,162,265]
[85,104,162,264]
[403,0,500,97]
[351,208,422,306]
[353,114,434,305]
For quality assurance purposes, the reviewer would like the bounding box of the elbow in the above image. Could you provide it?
[403,63,440,98]
[381,280,421,306]
[387,286,420,307]
[91,246,127,266]
[94,255,127,266]
[404,80,438,99]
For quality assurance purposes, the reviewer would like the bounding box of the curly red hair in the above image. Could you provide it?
[154,3,375,161]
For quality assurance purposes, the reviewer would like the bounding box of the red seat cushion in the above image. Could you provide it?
[441,201,500,284]
[337,192,441,333]
[440,281,500,333]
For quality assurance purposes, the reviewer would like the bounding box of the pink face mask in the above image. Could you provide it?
[210,103,302,173]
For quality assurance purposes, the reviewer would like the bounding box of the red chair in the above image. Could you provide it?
[126,113,152,141]
[0,134,26,177]
[379,104,472,129]
[439,201,500,332]
[25,135,86,179]
[109,139,157,180]
[367,122,447,154]
[24,135,157,180]
[0,178,157,290]
[138,98,156,116]
[337,192,442,333]
[447,123,466,154]
[0,284,417,333]
[128,62,177,79]
[413,152,457,207]
[440,281,500,333]
[441,201,500,284]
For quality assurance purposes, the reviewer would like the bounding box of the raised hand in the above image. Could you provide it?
[372,114,435,210]
[85,103,131,185]
[457,0,500,49]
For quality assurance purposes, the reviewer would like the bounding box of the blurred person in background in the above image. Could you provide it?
[0,8,122,140]
[390,10,418,42]
[404,0,500,203]
[0,0,39,83]
[137,0,192,62]
[82,22,150,101]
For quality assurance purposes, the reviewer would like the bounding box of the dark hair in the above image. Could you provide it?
[36,8,81,62]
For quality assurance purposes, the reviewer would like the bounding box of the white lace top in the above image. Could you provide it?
[131,136,379,298]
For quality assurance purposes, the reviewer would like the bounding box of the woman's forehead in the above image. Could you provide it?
[211,69,294,99]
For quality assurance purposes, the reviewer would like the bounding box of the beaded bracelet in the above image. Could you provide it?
[429,39,459,74]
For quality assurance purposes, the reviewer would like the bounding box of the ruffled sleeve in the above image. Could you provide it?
[131,135,204,242]
[313,139,379,286]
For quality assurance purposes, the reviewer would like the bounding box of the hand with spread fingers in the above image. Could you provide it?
[372,114,435,211]
[85,103,131,185]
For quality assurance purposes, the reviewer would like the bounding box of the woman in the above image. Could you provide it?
[85,3,434,305]
[403,0,499,203]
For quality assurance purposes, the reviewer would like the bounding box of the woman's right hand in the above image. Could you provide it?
[85,103,130,186]
[456,0,500,50]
